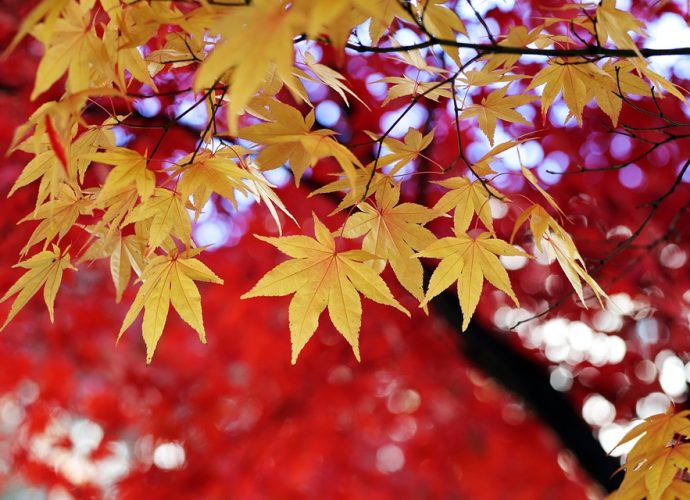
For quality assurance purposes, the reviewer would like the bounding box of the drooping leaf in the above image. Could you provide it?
[0,245,76,329]
[119,250,223,363]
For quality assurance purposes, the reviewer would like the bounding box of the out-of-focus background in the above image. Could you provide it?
[2,1,690,498]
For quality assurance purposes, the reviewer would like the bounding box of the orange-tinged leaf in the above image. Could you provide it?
[0,245,75,329]
[242,214,409,364]
[645,444,690,500]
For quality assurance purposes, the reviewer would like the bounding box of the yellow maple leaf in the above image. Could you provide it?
[239,100,362,188]
[614,407,690,466]
[123,188,192,252]
[194,1,304,133]
[299,51,366,108]
[309,166,395,214]
[171,150,253,221]
[370,128,435,175]
[527,59,606,126]
[89,148,156,203]
[10,126,116,208]
[355,0,409,45]
[596,0,645,55]
[659,479,690,500]
[243,159,297,234]
[19,184,92,256]
[80,230,145,303]
[416,0,466,63]
[0,245,75,329]
[379,76,452,106]
[101,0,162,90]
[31,0,112,100]
[512,204,607,306]
[417,230,526,330]
[342,183,438,305]
[644,444,690,500]
[433,177,502,234]
[484,25,548,71]
[241,214,409,364]
[461,86,536,145]
[118,250,224,363]
[2,0,70,57]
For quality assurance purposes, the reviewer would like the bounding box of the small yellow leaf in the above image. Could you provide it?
[417,232,526,330]
[0,245,75,329]
[119,251,223,363]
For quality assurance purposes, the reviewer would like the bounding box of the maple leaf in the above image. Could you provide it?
[461,86,536,145]
[123,188,192,252]
[0,245,75,329]
[194,1,304,133]
[484,25,548,71]
[355,0,409,45]
[342,184,438,305]
[31,0,112,99]
[239,100,362,188]
[309,166,395,214]
[2,0,70,55]
[171,149,253,221]
[417,229,526,330]
[527,59,610,126]
[614,407,690,465]
[242,214,409,364]
[433,177,502,234]
[660,480,690,500]
[370,128,435,175]
[19,184,92,256]
[596,0,645,55]
[89,148,156,203]
[101,0,161,90]
[379,76,452,106]
[299,51,366,108]
[416,0,466,63]
[512,204,606,306]
[118,250,224,363]
[10,127,116,208]
[80,230,145,303]
[147,32,205,72]
[642,444,690,500]
[243,159,297,234]
[520,164,564,216]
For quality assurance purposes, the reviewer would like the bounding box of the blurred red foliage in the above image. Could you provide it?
[2,1,690,498]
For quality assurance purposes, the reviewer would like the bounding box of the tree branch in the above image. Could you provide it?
[345,38,690,59]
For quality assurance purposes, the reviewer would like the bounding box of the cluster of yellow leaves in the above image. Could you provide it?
[2,0,682,363]
[610,407,690,500]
